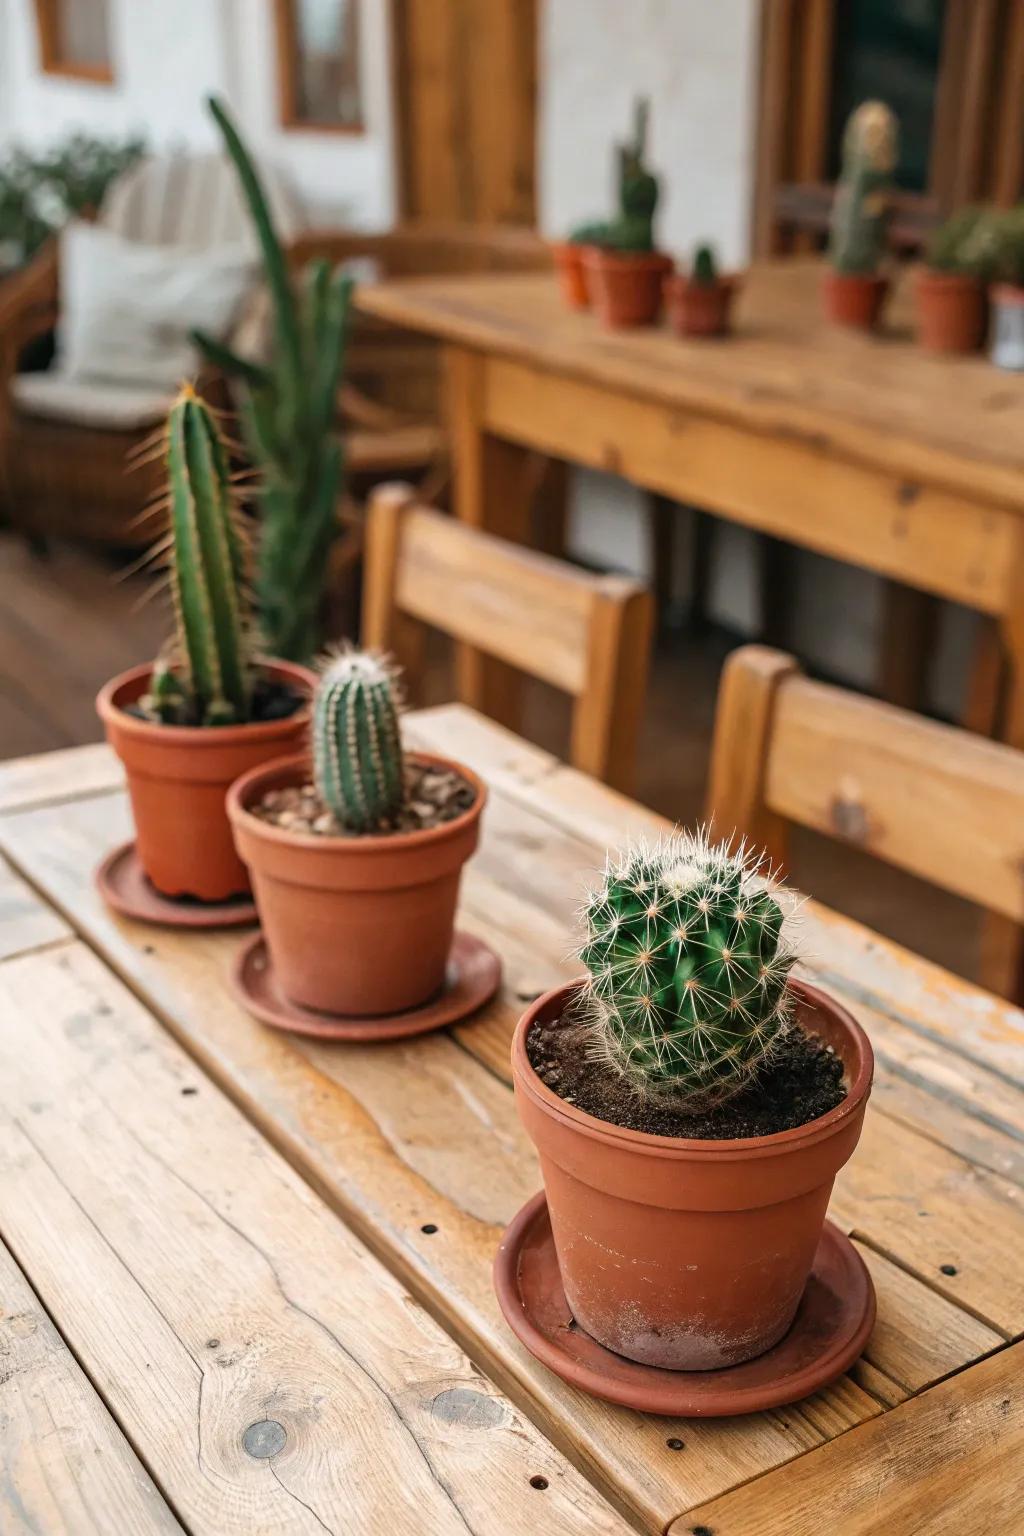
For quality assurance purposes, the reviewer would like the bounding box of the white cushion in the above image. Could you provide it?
[58,220,256,393]
[12,371,173,431]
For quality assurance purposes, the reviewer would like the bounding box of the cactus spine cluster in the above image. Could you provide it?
[578,832,797,1107]
[828,101,898,274]
[146,385,252,727]
[313,650,405,832]
[193,96,352,665]
[569,97,659,254]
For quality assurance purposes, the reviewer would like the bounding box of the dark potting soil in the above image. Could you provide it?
[526,1015,847,1139]
[251,758,477,837]
[123,676,305,728]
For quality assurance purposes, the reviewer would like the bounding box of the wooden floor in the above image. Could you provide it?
[0,528,978,985]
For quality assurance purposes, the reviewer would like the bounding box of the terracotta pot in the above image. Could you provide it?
[664,273,741,337]
[512,977,873,1370]
[821,269,889,331]
[228,752,485,1016]
[915,268,986,354]
[581,247,674,328]
[551,242,589,309]
[990,284,1024,371]
[97,661,314,903]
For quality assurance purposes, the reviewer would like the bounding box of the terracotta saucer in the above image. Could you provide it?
[95,841,258,929]
[494,1192,876,1417]
[230,930,502,1041]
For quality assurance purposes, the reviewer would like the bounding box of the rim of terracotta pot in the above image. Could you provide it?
[97,660,314,748]
[822,268,888,290]
[916,266,983,292]
[664,271,741,296]
[580,246,674,273]
[226,750,487,855]
[513,976,873,1163]
[992,283,1024,307]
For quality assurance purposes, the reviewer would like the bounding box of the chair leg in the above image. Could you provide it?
[877,582,938,710]
[961,616,1005,737]
[758,534,796,649]
[647,496,714,631]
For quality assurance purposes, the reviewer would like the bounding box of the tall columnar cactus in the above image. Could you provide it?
[569,97,659,254]
[578,832,797,1106]
[193,96,352,665]
[147,385,252,727]
[313,650,405,832]
[828,101,898,274]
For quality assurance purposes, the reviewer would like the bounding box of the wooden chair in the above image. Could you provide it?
[706,645,1024,999]
[362,483,654,791]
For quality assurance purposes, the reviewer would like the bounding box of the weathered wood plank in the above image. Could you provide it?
[0,942,629,1536]
[671,1344,1024,1536]
[0,1235,184,1536]
[0,853,69,962]
[0,782,1010,1530]
[0,742,121,814]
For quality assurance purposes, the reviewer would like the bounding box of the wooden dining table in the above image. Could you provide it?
[1,704,1022,1533]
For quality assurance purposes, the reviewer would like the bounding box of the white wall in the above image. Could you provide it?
[540,0,759,267]
[0,0,396,227]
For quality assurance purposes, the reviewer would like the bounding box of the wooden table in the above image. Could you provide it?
[1,708,1022,1533]
[356,261,1024,752]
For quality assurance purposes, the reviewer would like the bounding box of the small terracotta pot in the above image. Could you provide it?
[512,977,873,1371]
[228,752,485,1016]
[915,268,986,354]
[551,242,589,309]
[97,661,314,903]
[664,273,742,338]
[581,247,674,328]
[822,269,889,331]
[990,284,1024,371]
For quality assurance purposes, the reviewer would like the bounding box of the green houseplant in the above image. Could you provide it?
[823,101,898,330]
[228,648,486,1017]
[192,96,353,665]
[915,207,996,354]
[553,100,672,326]
[664,242,741,338]
[0,131,144,271]
[97,386,314,902]
[508,831,873,1375]
[989,206,1024,371]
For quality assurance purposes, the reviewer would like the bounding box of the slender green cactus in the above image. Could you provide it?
[312,650,405,832]
[692,244,718,285]
[192,96,352,665]
[828,101,898,274]
[569,97,659,254]
[144,386,252,728]
[578,832,797,1107]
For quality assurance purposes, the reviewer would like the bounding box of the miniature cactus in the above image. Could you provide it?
[144,385,252,727]
[193,97,353,666]
[313,649,405,832]
[578,832,797,1106]
[828,101,898,274]
[692,244,718,285]
[569,97,659,255]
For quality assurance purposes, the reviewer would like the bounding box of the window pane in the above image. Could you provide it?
[60,0,112,70]
[828,0,946,192]
[294,0,363,127]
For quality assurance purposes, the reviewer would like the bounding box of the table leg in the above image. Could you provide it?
[445,345,535,728]
[878,582,938,711]
[979,539,1024,1002]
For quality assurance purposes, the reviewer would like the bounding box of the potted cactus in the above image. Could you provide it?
[823,101,898,331]
[915,207,996,354]
[509,833,873,1372]
[227,649,486,1017]
[96,386,314,903]
[554,100,671,327]
[664,243,741,338]
[989,207,1024,372]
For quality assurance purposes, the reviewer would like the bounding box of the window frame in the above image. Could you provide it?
[34,0,115,85]
[272,0,366,136]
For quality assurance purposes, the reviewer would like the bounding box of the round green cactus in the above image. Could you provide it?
[692,244,718,285]
[578,832,797,1107]
[312,649,404,832]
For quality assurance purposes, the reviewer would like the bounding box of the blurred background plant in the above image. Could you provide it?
[0,131,145,271]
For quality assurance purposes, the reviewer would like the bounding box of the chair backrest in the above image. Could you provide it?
[707,645,1024,924]
[362,484,654,789]
[100,153,302,251]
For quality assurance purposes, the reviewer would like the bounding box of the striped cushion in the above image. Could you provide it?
[99,153,302,251]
